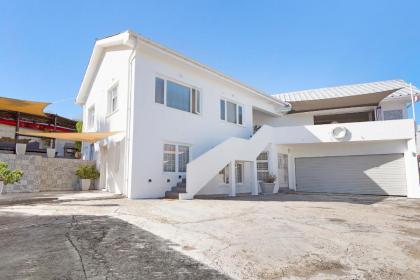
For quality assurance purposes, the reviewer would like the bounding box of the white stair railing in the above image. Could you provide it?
[180,125,274,199]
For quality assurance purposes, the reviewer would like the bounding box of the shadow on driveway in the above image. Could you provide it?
[0,212,230,280]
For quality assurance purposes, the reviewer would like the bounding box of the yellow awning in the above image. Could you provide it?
[18,131,121,143]
[0,97,50,116]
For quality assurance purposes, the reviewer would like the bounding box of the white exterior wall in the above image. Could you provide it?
[129,43,280,198]
[82,46,132,195]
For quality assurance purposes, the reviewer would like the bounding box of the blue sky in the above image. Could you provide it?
[1,0,419,120]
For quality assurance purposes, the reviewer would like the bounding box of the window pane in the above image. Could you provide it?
[88,106,95,128]
[195,90,201,114]
[155,78,165,104]
[167,81,190,112]
[383,110,403,120]
[257,152,268,161]
[238,106,243,125]
[111,86,118,112]
[163,144,176,172]
[178,145,189,172]
[191,89,197,114]
[236,163,243,183]
[220,100,225,120]
[227,101,237,123]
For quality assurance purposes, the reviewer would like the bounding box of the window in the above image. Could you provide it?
[155,77,200,114]
[220,162,243,184]
[220,99,243,125]
[257,152,269,181]
[108,84,118,114]
[383,110,403,120]
[163,143,190,172]
[163,144,176,172]
[220,100,226,120]
[155,78,165,104]
[87,105,95,128]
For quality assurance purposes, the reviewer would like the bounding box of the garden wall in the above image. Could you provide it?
[0,154,96,193]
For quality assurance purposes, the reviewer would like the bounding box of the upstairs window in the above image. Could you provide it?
[87,105,95,128]
[108,84,118,114]
[220,99,243,125]
[155,77,201,114]
[383,110,403,120]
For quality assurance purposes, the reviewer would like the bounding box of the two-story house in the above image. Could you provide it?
[76,31,420,199]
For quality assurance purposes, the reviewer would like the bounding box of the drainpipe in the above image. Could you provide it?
[124,37,137,198]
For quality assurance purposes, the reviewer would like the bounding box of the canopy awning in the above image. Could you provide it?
[17,131,122,143]
[287,90,397,113]
[0,97,50,117]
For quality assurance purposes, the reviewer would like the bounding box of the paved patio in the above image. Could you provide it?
[1,192,420,279]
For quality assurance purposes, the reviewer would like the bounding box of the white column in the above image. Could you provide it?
[229,161,236,197]
[267,144,279,193]
[288,153,296,191]
[405,138,420,198]
[250,161,259,195]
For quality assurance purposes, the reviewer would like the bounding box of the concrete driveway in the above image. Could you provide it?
[1,192,420,279]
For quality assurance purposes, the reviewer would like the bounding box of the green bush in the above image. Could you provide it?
[76,164,99,180]
[0,162,23,185]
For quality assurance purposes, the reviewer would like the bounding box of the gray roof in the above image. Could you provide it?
[273,80,419,102]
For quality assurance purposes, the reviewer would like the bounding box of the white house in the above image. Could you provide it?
[76,30,420,199]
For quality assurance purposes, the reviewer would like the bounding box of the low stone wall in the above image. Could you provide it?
[0,154,96,193]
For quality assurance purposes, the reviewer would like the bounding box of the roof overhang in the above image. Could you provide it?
[76,31,290,110]
[288,89,399,114]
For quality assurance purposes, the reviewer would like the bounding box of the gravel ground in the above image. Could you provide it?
[1,192,420,279]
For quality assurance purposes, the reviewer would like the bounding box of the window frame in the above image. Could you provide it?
[257,151,269,181]
[155,76,201,115]
[220,162,244,184]
[220,98,244,126]
[162,142,191,173]
[107,82,119,115]
[87,105,95,129]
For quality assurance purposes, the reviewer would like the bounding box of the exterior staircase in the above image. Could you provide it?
[164,178,186,199]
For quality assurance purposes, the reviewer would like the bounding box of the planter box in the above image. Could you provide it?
[259,182,275,194]
[15,143,27,156]
[47,148,56,158]
[80,179,91,191]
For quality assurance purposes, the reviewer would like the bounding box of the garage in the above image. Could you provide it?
[295,154,407,196]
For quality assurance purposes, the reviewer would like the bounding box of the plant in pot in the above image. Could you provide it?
[15,138,30,156]
[259,174,277,194]
[76,164,99,191]
[0,161,23,194]
[43,137,56,158]
[74,121,83,159]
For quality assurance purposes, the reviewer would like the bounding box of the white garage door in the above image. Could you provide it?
[295,154,407,196]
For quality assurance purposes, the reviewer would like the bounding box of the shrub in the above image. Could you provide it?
[0,162,23,185]
[264,174,277,183]
[76,164,99,180]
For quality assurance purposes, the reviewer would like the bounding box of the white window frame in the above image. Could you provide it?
[87,105,95,129]
[257,151,269,181]
[220,98,244,126]
[163,142,191,173]
[220,162,244,184]
[107,82,119,115]
[155,77,201,115]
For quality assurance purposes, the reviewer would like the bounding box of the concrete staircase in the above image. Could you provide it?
[164,178,186,199]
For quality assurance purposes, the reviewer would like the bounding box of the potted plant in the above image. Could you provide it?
[15,138,30,156]
[0,161,23,194]
[76,164,99,191]
[74,121,83,159]
[259,174,277,194]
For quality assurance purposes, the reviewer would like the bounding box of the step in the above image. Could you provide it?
[176,182,186,188]
[171,186,186,193]
[165,191,181,199]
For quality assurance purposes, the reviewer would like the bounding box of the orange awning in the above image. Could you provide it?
[18,131,122,143]
[0,97,50,116]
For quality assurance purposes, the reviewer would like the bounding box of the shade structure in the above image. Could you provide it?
[0,97,50,116]
[17,131,122,143]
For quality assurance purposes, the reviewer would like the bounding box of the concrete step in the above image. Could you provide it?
[165,191,180,199]
[176,182,186,188]
[171,186,186,193]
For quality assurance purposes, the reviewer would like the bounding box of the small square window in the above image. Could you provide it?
[108,85,118,113]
